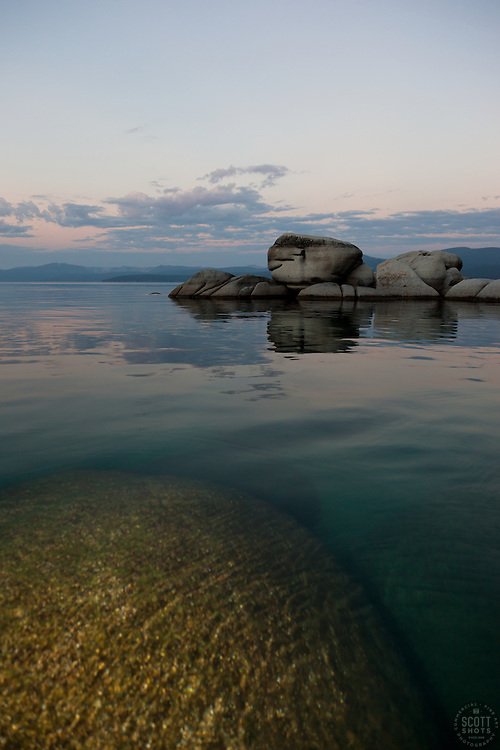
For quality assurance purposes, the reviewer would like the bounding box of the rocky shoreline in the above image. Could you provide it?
[169,233,500,301]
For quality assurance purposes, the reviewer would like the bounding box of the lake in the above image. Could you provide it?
[0,282,499,747]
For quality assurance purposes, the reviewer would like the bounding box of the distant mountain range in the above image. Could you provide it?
[0,247,499,282]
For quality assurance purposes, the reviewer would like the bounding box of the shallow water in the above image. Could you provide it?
[0,472,436,749]
[0,283,499,745]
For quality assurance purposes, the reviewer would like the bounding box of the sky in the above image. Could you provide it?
[1,0,500,267]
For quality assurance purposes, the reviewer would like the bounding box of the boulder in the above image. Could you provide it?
[341,284,356,299]
[210,274,282,298]
[385,251,463,294]
[476,279,500,301]
[375,259,440,297]
[169,271,289,299]
[355,286,389,299]
[268,233,362,289]
[251,280,290,297]
[445,278,491,299]
[169,269,233,298]
[297,282,343,298]
[0,471,437,750]
[442,267,463,294]
[345,262,376,288]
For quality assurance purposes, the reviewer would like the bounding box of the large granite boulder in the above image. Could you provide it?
[210,274,288,298]
[376,259,440,297]
[297,282,343,299]
[376,250,463,297]
[445,278,491,300]
[169,270,289,299]
[476,279,500,301]
[396,250,463,293]
[345,261,376,288]
[169,269,233,298]
[268,233,362,289]
[0,472,438,749]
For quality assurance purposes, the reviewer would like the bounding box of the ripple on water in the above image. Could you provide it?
[0,472,440,749]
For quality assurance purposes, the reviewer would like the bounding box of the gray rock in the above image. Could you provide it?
[297,282,343,298]
[169,271,289,299]
[0,471,436,750]
[210,275,284,298]
[355,286,389,299]
[345,262,376,288]
[251,280,289,297]
[445,278,491,299]
[169,269,233,298]
[375,259,440,297]
[341,284,356,299]
[391,250,463,294]
[442,267,463,294]
[268,233,362,289]
[476,279,500,301]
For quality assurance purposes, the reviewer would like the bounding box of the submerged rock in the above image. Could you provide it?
[0,472,438,749]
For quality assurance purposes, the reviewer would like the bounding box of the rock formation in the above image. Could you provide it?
[375,250,463,297]
[169,233,500,302]
[267,233,363,289]
[446,277,500,300]
[169,269,289,299]
[0,471,438,749]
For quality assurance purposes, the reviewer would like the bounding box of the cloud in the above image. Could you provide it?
[14,201,43,221]
[201,164,290,188]
[0,198,13,217]
[107,184,272,227]
[2,173,500,256]
[42,202,126,229]
[257,207,500,253]
[0,220,33,237]
[0,197,37,236]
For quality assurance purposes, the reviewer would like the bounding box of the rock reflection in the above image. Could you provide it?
[444,300,500,321]
[172,297,279,321]
[3,285,500,372]
[268,302,371,354]
[371,301,458,343]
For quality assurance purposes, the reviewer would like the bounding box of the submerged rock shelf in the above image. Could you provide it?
[0,472,438,749]
[169,233,500,301]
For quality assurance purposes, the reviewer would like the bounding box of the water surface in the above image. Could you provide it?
[0,283,499,743]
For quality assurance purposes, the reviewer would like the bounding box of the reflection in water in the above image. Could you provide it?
[268,302,372,354]
[2,285,500,366]
[371,300,458,342]
[172,296,277,321]
[173,296,500,354]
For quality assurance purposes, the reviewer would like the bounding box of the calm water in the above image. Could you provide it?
[1,282,499,742]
